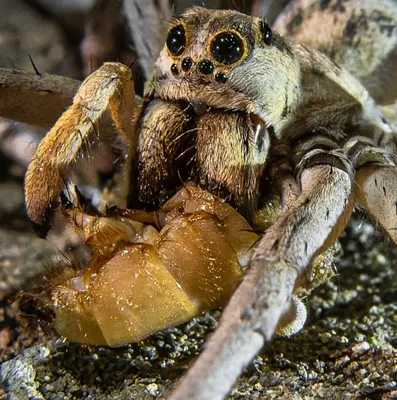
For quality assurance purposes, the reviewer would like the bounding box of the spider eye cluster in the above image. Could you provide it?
[164,25,249,84]
[210,31,244,65]
[166,24,186,56]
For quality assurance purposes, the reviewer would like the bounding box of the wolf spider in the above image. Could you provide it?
[23,1,397,399]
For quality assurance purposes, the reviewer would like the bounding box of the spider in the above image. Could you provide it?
[23,1,397,399]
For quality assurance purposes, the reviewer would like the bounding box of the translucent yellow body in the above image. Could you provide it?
[51,185,259,346]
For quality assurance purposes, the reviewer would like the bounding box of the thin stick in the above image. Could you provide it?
[0,68,80,128]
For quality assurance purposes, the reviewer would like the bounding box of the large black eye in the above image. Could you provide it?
[210,31,245,65]
[166,25,186,56]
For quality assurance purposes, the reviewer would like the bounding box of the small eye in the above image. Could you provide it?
[215,72,228,83]
[166,25,186,56]
[210,31,245,65]
[181,57,193,71]
[260,21,272,46]
[171,64,179,76]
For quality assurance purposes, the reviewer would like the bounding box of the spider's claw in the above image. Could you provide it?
[73,185,84,206]
[72,185,99,215]
[60,190,73,209]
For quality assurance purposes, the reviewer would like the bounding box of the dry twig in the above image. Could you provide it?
[0,68,80,129]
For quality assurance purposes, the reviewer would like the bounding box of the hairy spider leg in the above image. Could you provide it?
[25,63,137,234]
[169,157,354,400]
[347,134,397,243]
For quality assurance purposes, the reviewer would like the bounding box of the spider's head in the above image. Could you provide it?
[147,8,301,129]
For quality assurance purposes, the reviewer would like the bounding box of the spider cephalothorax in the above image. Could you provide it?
[23,3,397,400]
[137,8,284,218]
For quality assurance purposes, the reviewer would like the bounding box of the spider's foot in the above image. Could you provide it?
[276,295,307,337]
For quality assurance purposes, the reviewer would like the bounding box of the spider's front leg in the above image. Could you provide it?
[170,151,355,400]
[25,62,138,235]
